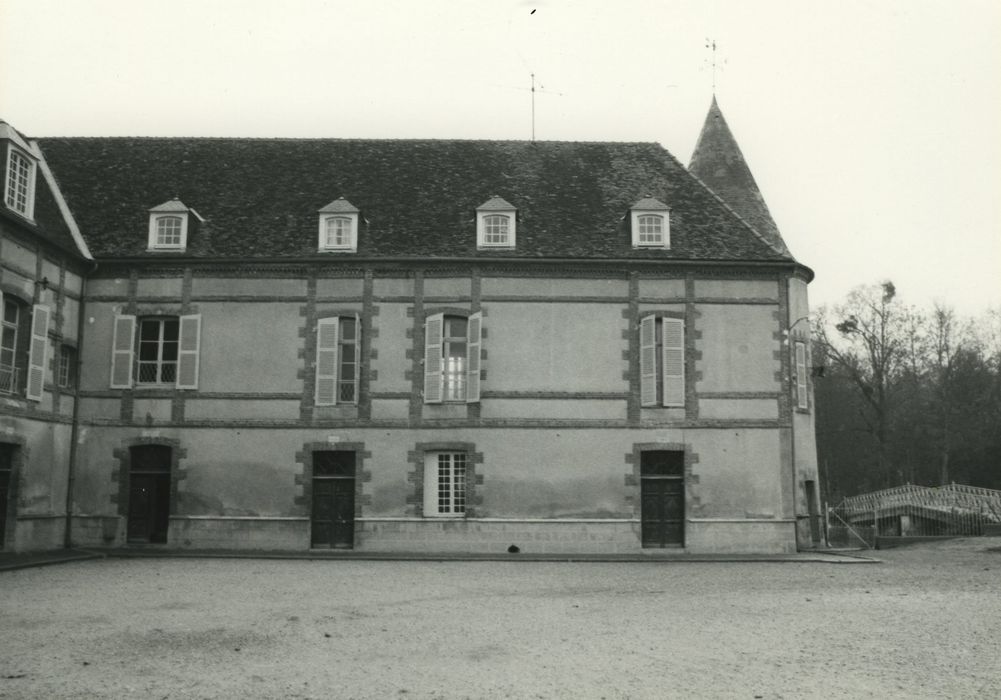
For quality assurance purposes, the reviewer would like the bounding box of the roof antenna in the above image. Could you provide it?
[528,73,564,142]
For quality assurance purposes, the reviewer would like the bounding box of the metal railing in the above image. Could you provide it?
[0,364,19,394]
[828,483,1001,547]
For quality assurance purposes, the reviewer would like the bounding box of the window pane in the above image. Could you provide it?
[161,340,178,362]
[340,318,356,341]
[3,300,18,324]
[161,363,177,383]
[445,317,467,339]
[140,321,160,341]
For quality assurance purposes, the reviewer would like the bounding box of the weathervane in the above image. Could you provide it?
[704,38,725,93]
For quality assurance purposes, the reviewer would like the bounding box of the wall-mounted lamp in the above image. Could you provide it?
[781,315,811,345]
[34,276,50,291]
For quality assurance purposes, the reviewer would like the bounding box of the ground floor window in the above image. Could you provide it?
[424,452,467,517]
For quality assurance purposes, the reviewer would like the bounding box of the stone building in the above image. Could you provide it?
[1,99,822,554]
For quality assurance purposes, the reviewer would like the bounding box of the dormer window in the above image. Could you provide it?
[4,143,37,220]
[476,196,516,249]
[630,196,671,248]
[318,198,360,252]
[148,199,198,251]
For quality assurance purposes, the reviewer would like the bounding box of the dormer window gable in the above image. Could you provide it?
[318,197,360,252]
[2,124,39,221]
[630,195,671,249]
[148,198,199,252]
[476,196,517,249]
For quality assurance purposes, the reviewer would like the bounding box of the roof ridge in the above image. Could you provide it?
[34,135,665,146]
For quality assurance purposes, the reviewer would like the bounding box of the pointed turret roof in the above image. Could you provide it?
[689,97,790,256]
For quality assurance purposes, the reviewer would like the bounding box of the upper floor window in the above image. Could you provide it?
[4,145,36,220]
[639,314,685,408]
[58,345,77,389]
[318,198,360,252]
[476,196,516,248]
[0,296,23,394]
[110,313,202,389]
[137,317,179,384]
[0,292,50,401]
[315,315,360,406]
[147,199,197,251]
[424,312,482,404]
[630,196,671,249]
[795,341,809,411]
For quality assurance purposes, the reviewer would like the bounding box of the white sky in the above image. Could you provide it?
[2,0,999,315]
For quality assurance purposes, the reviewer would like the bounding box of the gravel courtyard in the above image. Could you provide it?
[1,540,998,699]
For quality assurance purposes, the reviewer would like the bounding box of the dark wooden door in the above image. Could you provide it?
[127,446,171,544]
[311,451,356,549]
[640,450,685,548]
[0,444,13,549]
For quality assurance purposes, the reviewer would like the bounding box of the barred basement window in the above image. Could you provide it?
[424,452,467,517]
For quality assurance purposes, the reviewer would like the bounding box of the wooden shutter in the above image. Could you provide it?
[466,311,482,403]
[25,304,50,401]
[662,318,685,407]
[176,314,202,389]
[110,314,136,389]
[795,341,808,409]
[353,313,361,401]
[639,315,657,407]
[424,313,444,404]
[315,317,339,406]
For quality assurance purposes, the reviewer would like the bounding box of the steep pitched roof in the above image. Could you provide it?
[36,137,797,263]
[1,121,90,259]
[689,97,791,256]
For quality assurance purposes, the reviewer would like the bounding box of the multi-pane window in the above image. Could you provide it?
[314,315,360,406]
[0,298,20,394]
[155,216,183,247]
[637,215,664,245]
[5,147,34,218]
[482,214,510,246]
[324,216,354,249]
[425,452,467,517]
[337,317,358,403]
[424,312,482,404]
[58,345,76,389]
[443,316,467,401]
[136,318,179,384]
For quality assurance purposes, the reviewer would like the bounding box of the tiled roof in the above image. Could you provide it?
[689,97,791,257]
[318,197,360,214]
[1,122,86,258]
[35,137,796,263]
[477,196,516,211]
[149,198,192,213]
[631,196,670,211]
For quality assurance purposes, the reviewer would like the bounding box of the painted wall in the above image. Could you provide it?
[66,267,815,554]
[1,221,84,551]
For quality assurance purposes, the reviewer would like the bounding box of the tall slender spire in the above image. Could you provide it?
[689,97,791,256]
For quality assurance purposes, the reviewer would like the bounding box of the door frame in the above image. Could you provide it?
[0,440,24,551]
[115,438,185,546]
[299,441,370,550]
[630,443,691,549]
[310,449,357,549]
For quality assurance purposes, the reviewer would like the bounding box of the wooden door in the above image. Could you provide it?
[311,451,356,548]
[640,450,685,547]
[127,445,171,544]
[0,444,13,549]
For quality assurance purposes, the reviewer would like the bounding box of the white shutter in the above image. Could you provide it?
[423,313,444,404]
[423,453,439,515]
[353,313,361,401]
[110,314,136,389]
[315,317,339,406]
[25,304,50,401]
[176,314,202,389]
[795,341,808,409]
[639,315,657,407]
[662,318,685,407]
[466,312,482,403]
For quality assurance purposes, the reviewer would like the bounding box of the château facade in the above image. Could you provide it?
[0,99,822,554]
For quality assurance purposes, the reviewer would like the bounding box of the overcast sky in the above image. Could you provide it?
[2,0,998,316]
